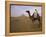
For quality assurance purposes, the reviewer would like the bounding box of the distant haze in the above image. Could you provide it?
[11,5,42,17]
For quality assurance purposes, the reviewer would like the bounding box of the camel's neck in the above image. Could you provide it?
[28,13,31,17]
[27,12,31,18]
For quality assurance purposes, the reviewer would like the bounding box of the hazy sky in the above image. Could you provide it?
[11,5,41,17]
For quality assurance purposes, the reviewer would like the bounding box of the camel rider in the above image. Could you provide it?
[32,9,40,21]
[34,9,38,18]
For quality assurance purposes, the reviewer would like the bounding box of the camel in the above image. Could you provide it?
[26,9,40,28]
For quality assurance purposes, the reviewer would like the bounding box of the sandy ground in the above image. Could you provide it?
[10,16,42,33]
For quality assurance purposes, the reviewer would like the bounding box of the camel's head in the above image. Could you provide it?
[26,10,30,14]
